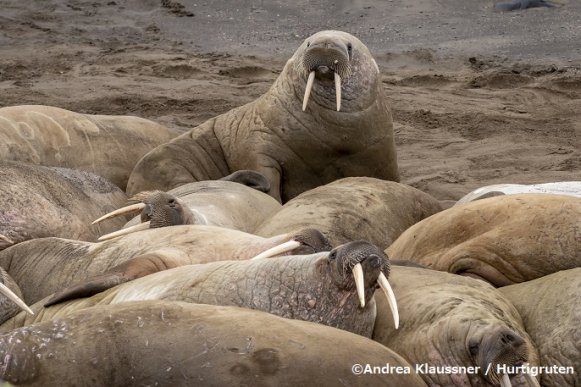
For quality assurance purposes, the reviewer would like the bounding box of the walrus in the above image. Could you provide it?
[500,269,580,387]
[93,171,282,240]
[4,241,399,339]
[387,194,581,286]
[126,30,399,202]
[0,225,328,316]
[455,181,581,206]
[0,267,32,323]
[495,0,555,11]
[0,161,127,248]
[373,266,541,387]
[0,105,178,190]
[0,301,427,387]
[255,177,443,248]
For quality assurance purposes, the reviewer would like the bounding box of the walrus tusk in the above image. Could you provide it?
[0,282,34,315]
[500,373,512,387]
[302,71,316,111]
[352,263,365,308]
[334,71,341,111]
[98,221,151,241]
[92,203,147,225]
[377,272,399,329]
[0,234,14,245]
[522,364,540,387]
[250,240,302,260]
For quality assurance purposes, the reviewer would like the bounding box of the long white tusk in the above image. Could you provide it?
[250,240,302,260]
[500,373,512,387]
[377,272,399,329]
[0,282,34,315]
[302,70,316,111]
[0,234,14,245]
[92,203,146,225]
[97,221,151,241]
[521,364,540,387]
[352,263,365,308]
[334,72,341,112]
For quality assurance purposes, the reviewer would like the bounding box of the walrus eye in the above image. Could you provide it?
[328,250,337,261]
[306,41,311,47]
[347,43,352,59]
[168,198,176,207]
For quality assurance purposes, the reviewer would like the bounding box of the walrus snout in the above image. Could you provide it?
[328,240,399,328]
[471,326,532,387]
[94,191,197,241]
[301,39,352,112]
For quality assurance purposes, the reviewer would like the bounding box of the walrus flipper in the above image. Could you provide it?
[44,253,181,306]
[127,121,229,196]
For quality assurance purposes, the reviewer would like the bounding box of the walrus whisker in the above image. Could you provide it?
[521,364,540,387]
[0,282,34,315]
[334,71,341,111]
[377,272,399,329]
[250,240,302,260]
[500,373,512,387]
[92,202,147,225]
[302,70,316,111]
[352,262,365,308]
[98,221,151,241]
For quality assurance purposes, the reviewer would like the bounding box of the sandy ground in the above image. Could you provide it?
[0,0,579,201]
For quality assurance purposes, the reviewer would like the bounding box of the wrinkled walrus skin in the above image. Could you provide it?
[0,161,127,248]
[0,105,178,190]
[387,194,581,286]
[0,225,322,311]
[127,30,399,202]
[3,242,391,338]
[500,269,581,387]
[255,177,443,248]
[373,267,540,387]
[0,301,427,387]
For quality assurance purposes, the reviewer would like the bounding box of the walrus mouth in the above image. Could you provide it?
[330,241,399,329]
[93,191,196,241]
[0,281,34,316]
[301,45,351,112]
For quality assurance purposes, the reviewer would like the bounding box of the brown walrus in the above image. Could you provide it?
[0,105,178,190]
[387,194,581,286]
[0,161,127,248]
[127,30,399,202]
[255,177,443,248]
[0,225,327,315]
[4,241,399,339]
[500,269,580,387]
[0,301,427,387]
[373,266,541,387]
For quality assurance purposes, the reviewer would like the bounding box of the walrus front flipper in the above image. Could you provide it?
[220,170,271,193]
[44,253,181,306]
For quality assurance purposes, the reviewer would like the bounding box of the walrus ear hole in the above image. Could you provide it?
[347,43,353,59]
[306,41,311,47]
[468,340,480,356]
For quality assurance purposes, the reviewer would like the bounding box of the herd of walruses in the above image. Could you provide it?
[0,30,578,387]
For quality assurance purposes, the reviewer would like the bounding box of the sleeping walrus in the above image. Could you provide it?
[387,194,581,286]
[0,301,427,387]
[127,30,399,202]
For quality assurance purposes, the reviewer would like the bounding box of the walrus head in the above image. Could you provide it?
[292,30,381,113]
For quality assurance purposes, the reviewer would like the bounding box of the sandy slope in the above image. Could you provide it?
[0,0,579,200]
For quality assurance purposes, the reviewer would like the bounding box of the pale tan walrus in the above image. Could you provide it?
[0,105,178,190]
[387,194,581,286]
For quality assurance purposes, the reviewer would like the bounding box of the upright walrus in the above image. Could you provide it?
[127,31,399,202]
